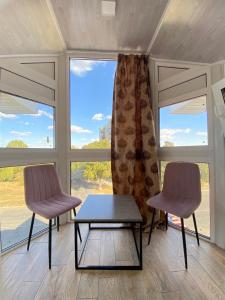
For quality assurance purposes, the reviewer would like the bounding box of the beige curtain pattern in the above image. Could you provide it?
[111,54,160,224]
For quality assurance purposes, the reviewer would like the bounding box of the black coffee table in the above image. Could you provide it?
[74,194,143,270]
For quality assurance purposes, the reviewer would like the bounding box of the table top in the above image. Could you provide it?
[75,194,143,223]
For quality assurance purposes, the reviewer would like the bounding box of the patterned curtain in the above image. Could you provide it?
[111,54,160,224]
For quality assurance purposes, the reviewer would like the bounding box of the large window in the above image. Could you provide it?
[159,96,208,147]
[157,65,212,239]
[70,59,116,149]
[0,91,55,148]
[0,165,50,251]
[69,58,116,207]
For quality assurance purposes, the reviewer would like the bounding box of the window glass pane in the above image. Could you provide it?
[159,96,208,147]
[70,59,116,149]
[71,162,112,205]
[160,161,210,237]
[0,91,54,148]
[0,165,49,251]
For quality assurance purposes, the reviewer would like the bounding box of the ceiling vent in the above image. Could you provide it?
[101,1,116,17]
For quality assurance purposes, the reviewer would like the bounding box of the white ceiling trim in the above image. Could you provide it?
[147,0,172,54]
[45,0,67,50]
[151,56,210,67]
[66,49,144,59]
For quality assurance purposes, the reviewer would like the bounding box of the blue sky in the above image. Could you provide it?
[0,98,54,148]
[0,60,208,148]
[70,59,116,148]
[160,100,208,146]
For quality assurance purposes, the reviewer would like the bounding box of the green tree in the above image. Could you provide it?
[83,162,111,188]
[7,140,28,148]
[71,162,84,174]
[82,139,110,149]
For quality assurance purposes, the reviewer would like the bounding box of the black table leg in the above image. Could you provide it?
[74,222,78,269]
[139,222,142,270]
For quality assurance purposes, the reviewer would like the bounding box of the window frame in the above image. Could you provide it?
[0,90,56,150]
[0,162,57,253]
[0,57,59,253]
[67,54,116,184]
[68,55,116,152]
[66,53,117,222]
[153,61,215,241]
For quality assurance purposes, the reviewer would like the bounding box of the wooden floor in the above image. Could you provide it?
[1,224,225,300]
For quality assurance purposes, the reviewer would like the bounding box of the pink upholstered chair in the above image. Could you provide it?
[24,164,82,269]
[147,162,201,269]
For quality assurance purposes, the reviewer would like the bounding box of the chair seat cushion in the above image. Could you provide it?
[147,193,199,219]
[28,193,82,219]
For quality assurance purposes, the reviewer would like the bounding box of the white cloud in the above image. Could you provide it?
[0,112,16,119]
[184,128,191,134]
[71,125,92,134]
[160,128,191,141]
[92,113,104,121]
[24,122,29,125]
[10,130,32,136]
[196,131,207,137]
[29,109,53,120]
[70,60,106,77]
[92,113,112,121]
[48,125,54,130]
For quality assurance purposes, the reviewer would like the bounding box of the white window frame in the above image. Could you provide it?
[153,60,215,241]
[0,56,59,253]
[66,52,117,199]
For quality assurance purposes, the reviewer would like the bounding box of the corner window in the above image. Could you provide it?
[159,96,208,147]
[0,92,55,148]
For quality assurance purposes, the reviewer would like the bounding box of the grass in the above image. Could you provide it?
[0,180,25,207]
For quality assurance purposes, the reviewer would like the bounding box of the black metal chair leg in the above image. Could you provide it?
[27,213,35,251]
[148,208,156,245]
[181,218,188,269]
[73,207,76,217]
[192,213,200,246]
[49,219,52,269]
[165,212,168,230]
[73,208,82,242]
[57,216,59,232]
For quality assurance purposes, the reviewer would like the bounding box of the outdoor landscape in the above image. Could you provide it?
[0,138,113,250]
[0,59,210,251]
[0,138,210,251]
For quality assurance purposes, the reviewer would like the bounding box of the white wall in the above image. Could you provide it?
[210,63,225,248]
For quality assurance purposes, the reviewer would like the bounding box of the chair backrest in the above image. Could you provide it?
[24,165,62,206]
[162,162,201,205]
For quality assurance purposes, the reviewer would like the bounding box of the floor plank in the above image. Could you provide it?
[1,224,225,300]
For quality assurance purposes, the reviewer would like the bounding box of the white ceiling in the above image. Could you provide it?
[151,0,225,63]
[50,0,168,52]
[0,0,63,55]
[1,0,225,63]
